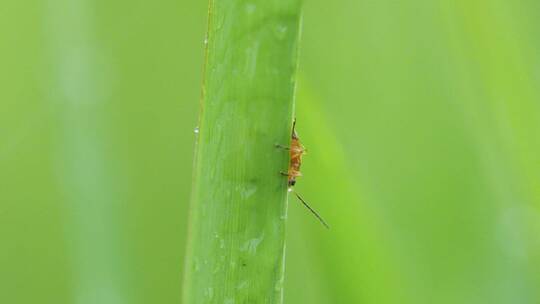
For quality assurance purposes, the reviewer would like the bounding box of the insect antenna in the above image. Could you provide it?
[293,192,330,229]
[291,118,298,139]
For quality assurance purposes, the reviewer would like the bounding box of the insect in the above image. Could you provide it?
[276,119,330,229]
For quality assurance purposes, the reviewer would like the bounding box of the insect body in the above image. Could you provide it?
[276,119,329,229]
[287,120,305,187]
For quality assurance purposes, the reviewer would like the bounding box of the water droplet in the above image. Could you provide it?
[241,184,258,199]
[204,36,208,45]
[287,187,293,193]
[237,281,249,290]
[193,258,200,272]
[497,206,540,259]
[274,24,288,40]
[216,16,224,30]
[245,3,256,14]
[205,287,214,300]
[274,275,285,292]
[194,126,199,134]
[240,234,265,254]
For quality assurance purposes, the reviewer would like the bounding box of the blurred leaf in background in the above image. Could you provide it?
[1,0,540,304]
[1,0,205,303]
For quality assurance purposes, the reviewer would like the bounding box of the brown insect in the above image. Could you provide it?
[276,119,329,229]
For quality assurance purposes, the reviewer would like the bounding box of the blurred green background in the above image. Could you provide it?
[2,0,540,303]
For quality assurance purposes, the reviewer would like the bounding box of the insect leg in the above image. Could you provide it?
[274,143,290,150]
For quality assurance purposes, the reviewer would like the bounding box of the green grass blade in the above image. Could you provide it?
[182,0,302,303]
